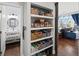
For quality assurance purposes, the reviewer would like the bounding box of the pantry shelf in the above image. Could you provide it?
[31,27,54,30]
[31,36,53,43]
[31,14,54,19]
[24,2,55,56]
[31,44,53,55]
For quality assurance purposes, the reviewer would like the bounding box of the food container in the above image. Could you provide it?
[34,23,39,28]
[40,19,45,23]
[31,8,39,15]
[31,23,34,28]
[48,24,52,27]
[31,44,37,53]
[38,32,43,38]
[44,22,49,27]
[38,10,44,15]
[37,44,42,50]
[43,33,46,37]
[44,12,53,17]
[40,23,44,27]
[34,23,40,28]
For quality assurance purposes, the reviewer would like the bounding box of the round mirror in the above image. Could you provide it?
[7,18,18,29]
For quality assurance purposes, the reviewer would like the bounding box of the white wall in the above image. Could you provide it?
[0,2,24,7]
[58,2,79,16]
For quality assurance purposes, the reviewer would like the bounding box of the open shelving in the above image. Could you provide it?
[24,2,55,56]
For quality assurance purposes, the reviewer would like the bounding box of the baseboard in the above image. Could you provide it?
[53,49,55,54]
[1,48,5,56]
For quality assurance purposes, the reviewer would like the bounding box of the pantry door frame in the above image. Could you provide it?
[20,5,24,56]
[23,2,31,56]
[0,5,6,56]
[55,2,58,56]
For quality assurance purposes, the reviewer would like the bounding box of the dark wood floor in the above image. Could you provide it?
[4,42,20,56]
[58,36,78,56]
[4,36,79,56]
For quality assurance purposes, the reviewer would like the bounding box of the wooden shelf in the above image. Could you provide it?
[31,36,53,43]
[31,14,53,19]
[31,44,53,55]
[31,27,54,30]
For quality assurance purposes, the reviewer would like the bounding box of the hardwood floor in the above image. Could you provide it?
[3,36,79,56]
[58,36,78,56]
[4,42,20,56]
[76,40,79,56]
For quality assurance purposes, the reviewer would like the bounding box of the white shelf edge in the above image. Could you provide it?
[31,36,53,43]
[31,14,54,19]
[31,44,53,55]
[31,27,54,30]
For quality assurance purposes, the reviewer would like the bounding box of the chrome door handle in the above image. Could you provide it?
[23,26,26,40]
[0,10,2,13]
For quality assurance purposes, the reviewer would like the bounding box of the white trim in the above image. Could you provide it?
[31,27,54,30]
[53,49,55,54]
[31,14,54,19]
[1,47,5,56]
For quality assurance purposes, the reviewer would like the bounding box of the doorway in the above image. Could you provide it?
[0,4,23,56]
[57,2,78,56]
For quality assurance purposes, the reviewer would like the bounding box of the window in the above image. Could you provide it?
[58,15,75,29]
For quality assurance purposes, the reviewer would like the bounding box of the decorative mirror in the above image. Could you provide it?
[7,18,18,30]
